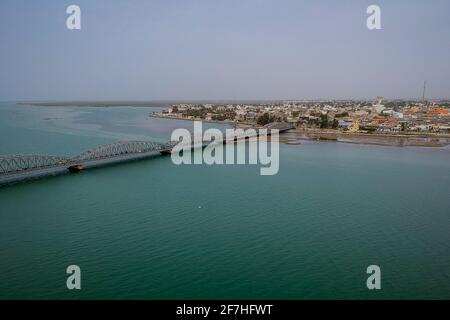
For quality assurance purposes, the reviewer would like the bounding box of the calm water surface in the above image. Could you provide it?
[0,102,449,299]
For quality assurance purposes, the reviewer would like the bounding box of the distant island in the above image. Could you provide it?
[17,101,169,107]
[17,100,289,107]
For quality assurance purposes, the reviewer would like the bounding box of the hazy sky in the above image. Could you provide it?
[0,0,449,101]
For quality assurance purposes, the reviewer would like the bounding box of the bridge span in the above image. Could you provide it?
[0,122,294,186]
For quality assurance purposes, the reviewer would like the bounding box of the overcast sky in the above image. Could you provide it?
[0,0,449,101]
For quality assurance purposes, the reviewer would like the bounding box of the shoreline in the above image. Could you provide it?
[279,135,450,148]
[148,113,239,125]
[11,104,450,148]
[149,114,450,148]
[283,129,450,148]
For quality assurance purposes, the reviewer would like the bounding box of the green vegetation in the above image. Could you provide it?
[211,114,226,121]
[332,119,339,129]
[319,114,328,128]
[335,112,349,118]
[257,113,276,126]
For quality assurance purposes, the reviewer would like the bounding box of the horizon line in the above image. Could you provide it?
[5,98,450,104]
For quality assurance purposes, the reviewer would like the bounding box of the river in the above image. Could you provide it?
[0,102,449,299]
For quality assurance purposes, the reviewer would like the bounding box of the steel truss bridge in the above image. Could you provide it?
[0,122,294,183]
[0,140,176,176]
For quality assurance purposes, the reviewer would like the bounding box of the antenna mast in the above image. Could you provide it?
[422,80,426,103]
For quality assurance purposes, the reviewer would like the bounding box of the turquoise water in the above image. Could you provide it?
[0,102,449,299]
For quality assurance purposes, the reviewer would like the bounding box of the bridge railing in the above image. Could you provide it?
[0,155,69,175]
[70,140,167,162]
[0,122,294,175]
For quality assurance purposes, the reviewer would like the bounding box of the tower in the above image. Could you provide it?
[422,80,426,103]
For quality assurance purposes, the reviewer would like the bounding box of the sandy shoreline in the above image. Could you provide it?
[150,114,450,148]
[17,105,449,148]
[148,114,237,125]
[279,130,450,148]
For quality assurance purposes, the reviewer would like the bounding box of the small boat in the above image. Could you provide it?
[68,164,84,172]
[286,139,302,145]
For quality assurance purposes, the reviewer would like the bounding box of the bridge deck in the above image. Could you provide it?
[0,123,294,186]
